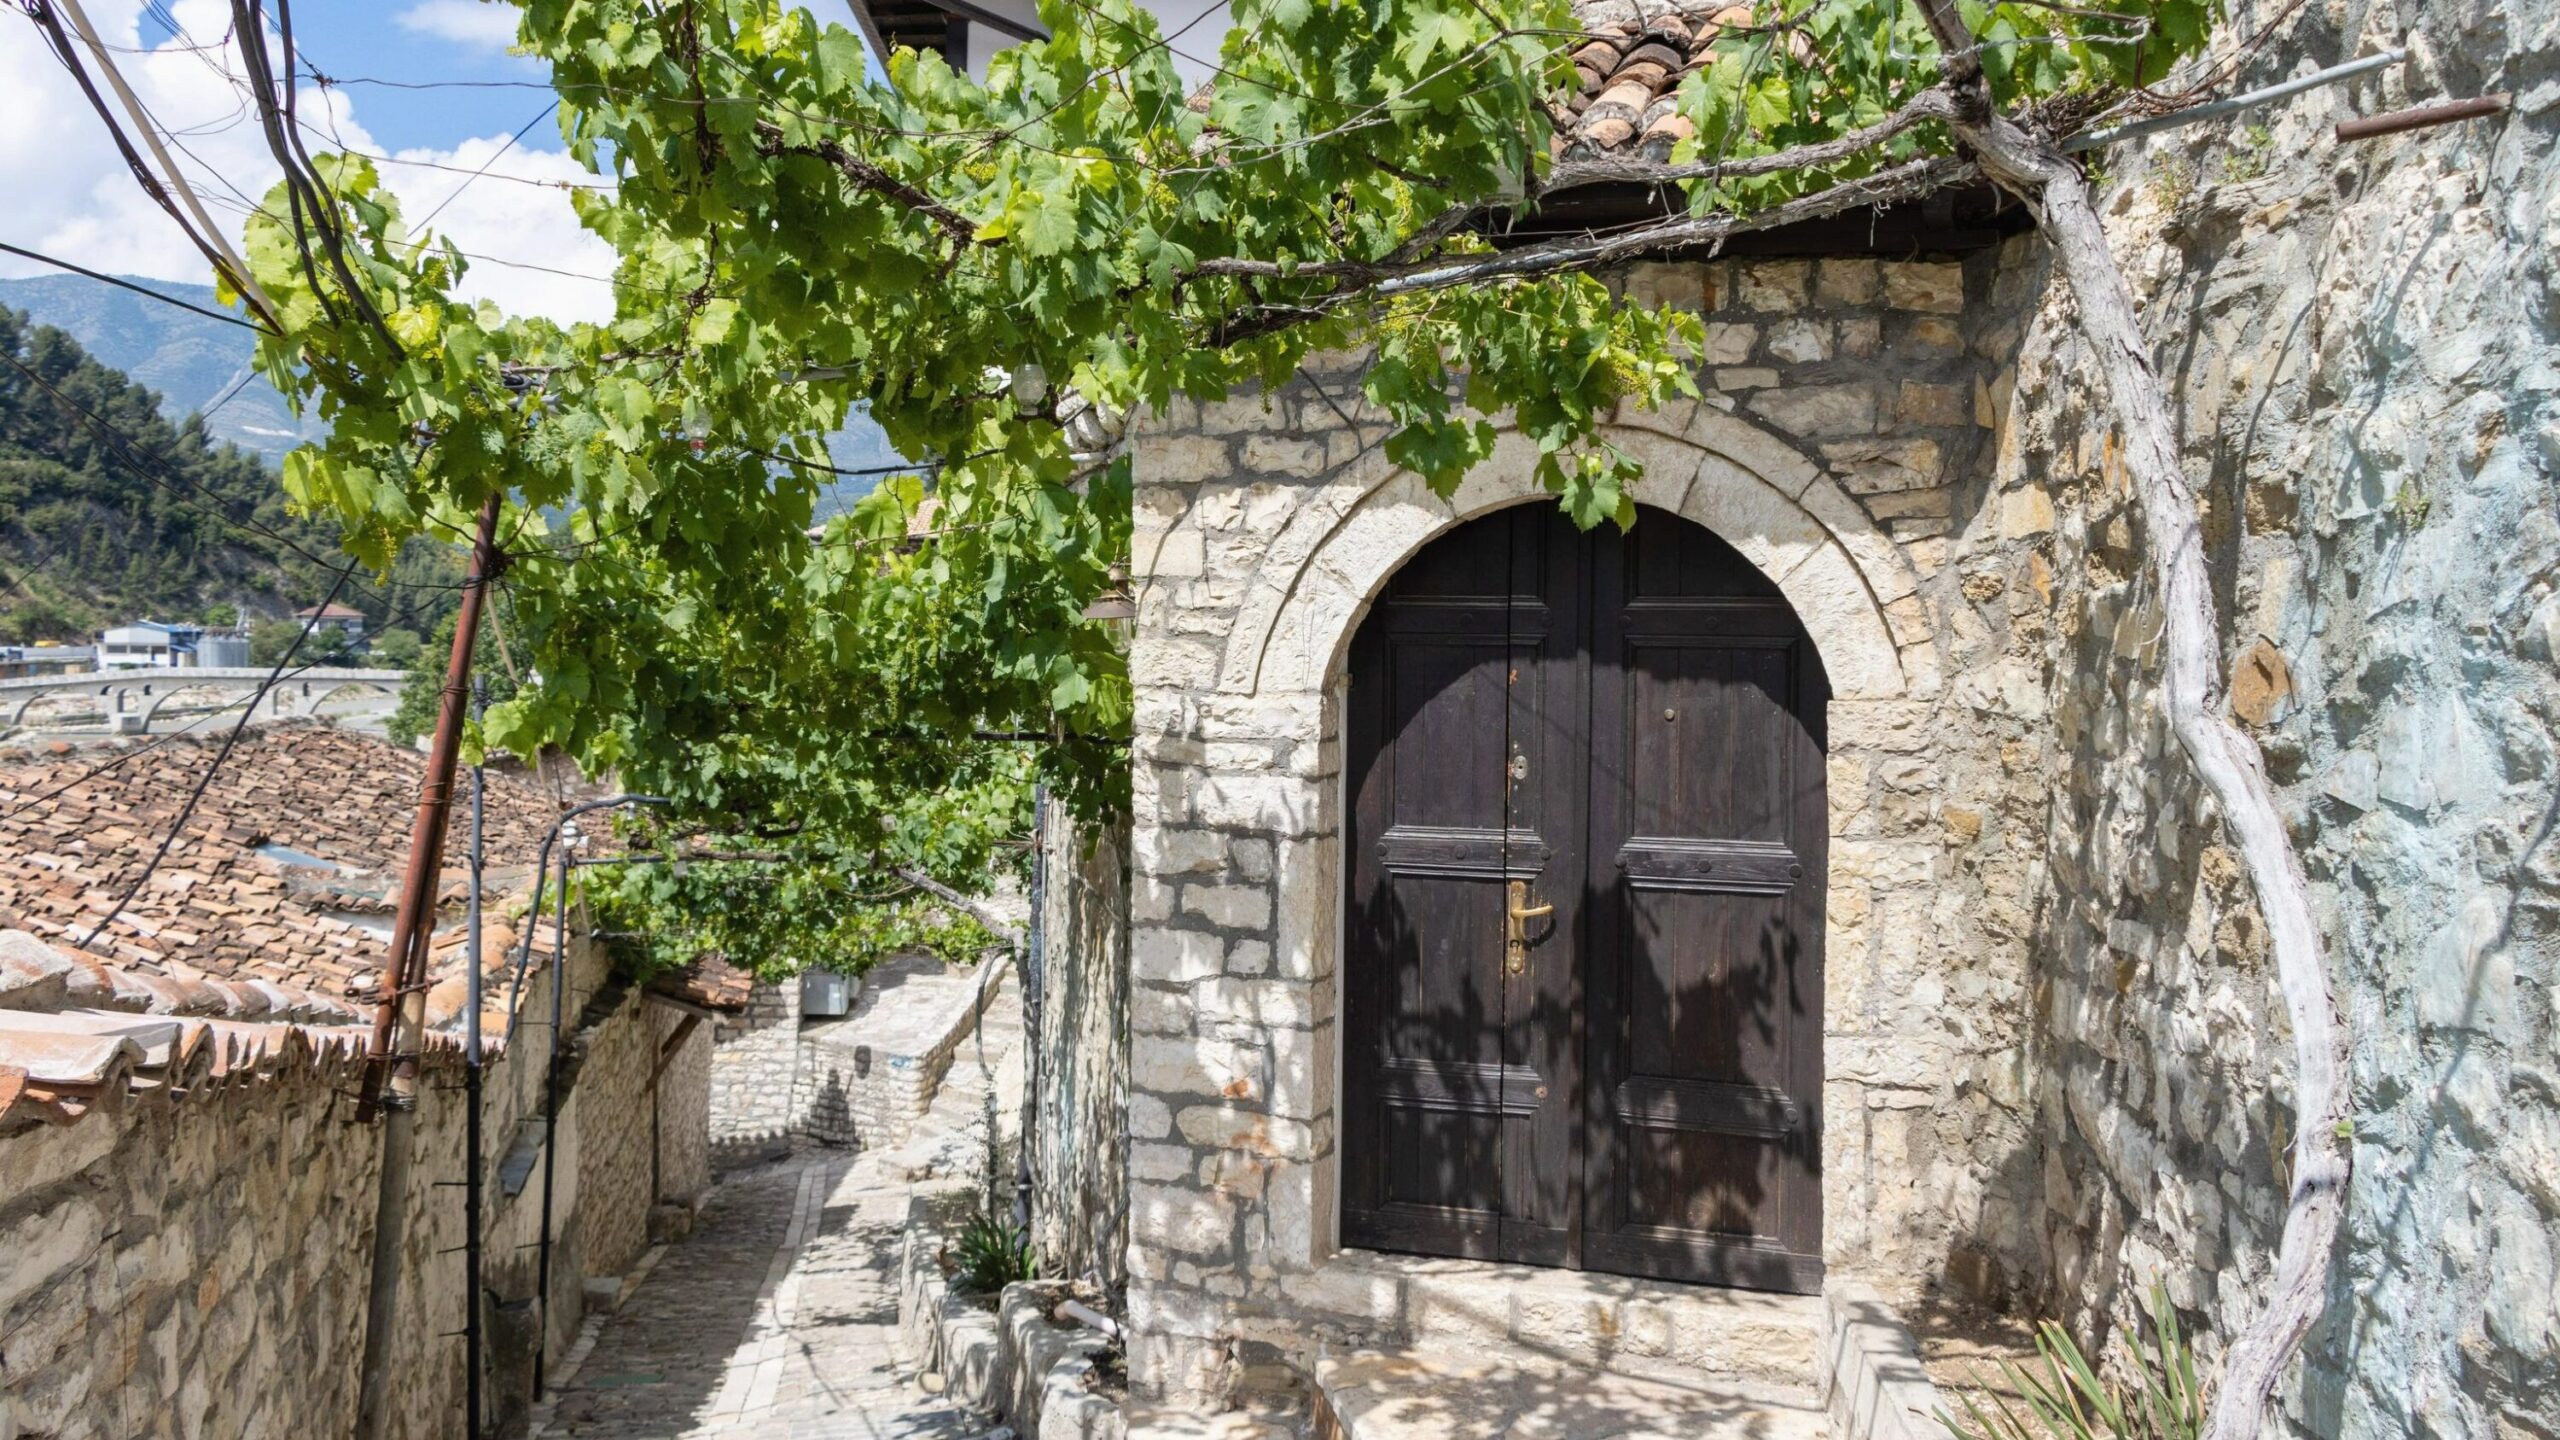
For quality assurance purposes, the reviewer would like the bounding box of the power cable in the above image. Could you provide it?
[75,555,358,950]
[0,240,264,332]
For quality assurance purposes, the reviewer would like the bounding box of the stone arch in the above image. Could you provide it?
[1204,404,1921,702]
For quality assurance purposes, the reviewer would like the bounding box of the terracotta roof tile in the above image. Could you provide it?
[1556,0,1756,160]
[0,724,560,1008]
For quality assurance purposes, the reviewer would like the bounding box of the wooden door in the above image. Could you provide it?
[1341,504,1827,1293]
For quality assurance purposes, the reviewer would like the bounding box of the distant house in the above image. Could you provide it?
[0,644,94,679]
[294,601,367,643]
[95,621,199,669]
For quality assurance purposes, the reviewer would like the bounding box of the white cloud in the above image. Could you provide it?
[393,1,523,52]
[0,0,614,323]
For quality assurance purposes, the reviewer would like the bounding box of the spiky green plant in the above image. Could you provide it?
[1947,1285,2206,1440]
[949,1209,1037,1295]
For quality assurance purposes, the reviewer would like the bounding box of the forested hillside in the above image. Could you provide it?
[0,306,453,644]
[0,273,321,462]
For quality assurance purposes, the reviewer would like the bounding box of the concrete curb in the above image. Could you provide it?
[1820,1280,1956,1440]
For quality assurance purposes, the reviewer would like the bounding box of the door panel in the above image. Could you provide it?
[1342,514,1532,1261]
[1583,516,1827,1292]
[1342,504,1826,1293]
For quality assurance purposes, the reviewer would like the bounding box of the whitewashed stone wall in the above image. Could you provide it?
[1122,247,2064,1399]
[1995,3,2560,1434]
[0,927,716,1440]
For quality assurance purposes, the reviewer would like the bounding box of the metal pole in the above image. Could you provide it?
[463,680,487,1440]
[2063,49,2406,152]
[1014,786,1046,1233]
[354,493,505,1440]
[533,845,575,1399]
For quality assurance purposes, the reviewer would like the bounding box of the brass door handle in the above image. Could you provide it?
[1505,880,1553,974]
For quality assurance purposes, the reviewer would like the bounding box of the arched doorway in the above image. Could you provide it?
[1339,502,1830,1293]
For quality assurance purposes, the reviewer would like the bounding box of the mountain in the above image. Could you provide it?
[0,305,374,643]
[0,273,323,463]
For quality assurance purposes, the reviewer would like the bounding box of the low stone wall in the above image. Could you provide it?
[795,955,992,1152]
[708,975,802,1163]
[0,927,717,1440]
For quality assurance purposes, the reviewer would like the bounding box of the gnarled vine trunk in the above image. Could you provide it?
[1918,9,2355,1435]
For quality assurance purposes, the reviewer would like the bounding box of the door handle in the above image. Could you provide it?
[1505,880,1553,975]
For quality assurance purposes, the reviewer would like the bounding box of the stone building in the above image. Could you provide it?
[1097,1,2560,1435]
[0,727,747,1439]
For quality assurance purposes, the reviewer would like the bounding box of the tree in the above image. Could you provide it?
[201,601,238,628]
[367,626,422,666]
[245,618,303,666]
[212,2,2341,1429]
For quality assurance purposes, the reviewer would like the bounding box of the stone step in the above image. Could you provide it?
[1312,1344,1828,1440]
[1309,1251,1824,1387]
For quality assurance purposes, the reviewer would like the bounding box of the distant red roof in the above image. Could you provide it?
[294,602,367,619]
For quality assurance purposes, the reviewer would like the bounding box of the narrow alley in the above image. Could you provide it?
[529,1152,986,1440]
[529,975,1025,1440]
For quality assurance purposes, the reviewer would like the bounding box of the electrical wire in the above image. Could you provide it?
[74,555,359,950]
[0,240,264,332]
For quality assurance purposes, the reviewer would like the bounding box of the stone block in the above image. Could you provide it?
[1176,1104,1313,1161]
[1750,384,1881,438]
[1182,882,1273,931]
[1718,367,1781,391]
[1132,1182,1239,1259]
[1144,433,1235,481]
[1736,260,1811,309]
[1133,928,1225,986]
[1768,319,1832,364]
[1814,259,1881,306]
[1705,322,1759,365]
[1822,439,1944,495]
[1241,435,1326,478]
[1624,261,1709,311]
[1881,262,1965,313]
[1136,1034,1266,1102]
[1895,383,1971,428]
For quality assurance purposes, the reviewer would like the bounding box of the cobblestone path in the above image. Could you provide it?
[532,1152,989,1440]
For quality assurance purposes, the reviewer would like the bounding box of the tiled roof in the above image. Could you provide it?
[0,724,558,1002]
[0,1002,390,1129]
[649,954,756,1014]
[1556,1,1755,159]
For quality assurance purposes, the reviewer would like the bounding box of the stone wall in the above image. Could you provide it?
[1994,3,2560,1433]
[0,926,718,1440]
[795,955,991,1152]
[1029,803,1132,1289]
[709,975,802,1163]
[1118,241,2070,1399]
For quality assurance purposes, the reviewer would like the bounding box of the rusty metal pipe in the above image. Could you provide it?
[353,493,505,1440]
[2337,93,2510,143]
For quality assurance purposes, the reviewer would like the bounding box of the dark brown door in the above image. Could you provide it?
[1341,504,1827,1293]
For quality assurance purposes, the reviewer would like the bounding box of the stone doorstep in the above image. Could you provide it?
[1310,1344,1827,1440]
[1291,1250,1825,1388]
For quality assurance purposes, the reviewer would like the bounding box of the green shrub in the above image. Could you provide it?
[1947,1284,2205,1440]
[948,1208,1036,1295]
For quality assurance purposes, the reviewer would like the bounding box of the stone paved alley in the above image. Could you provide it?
[530,976,1023,1440]
[530,1152,986,1440]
